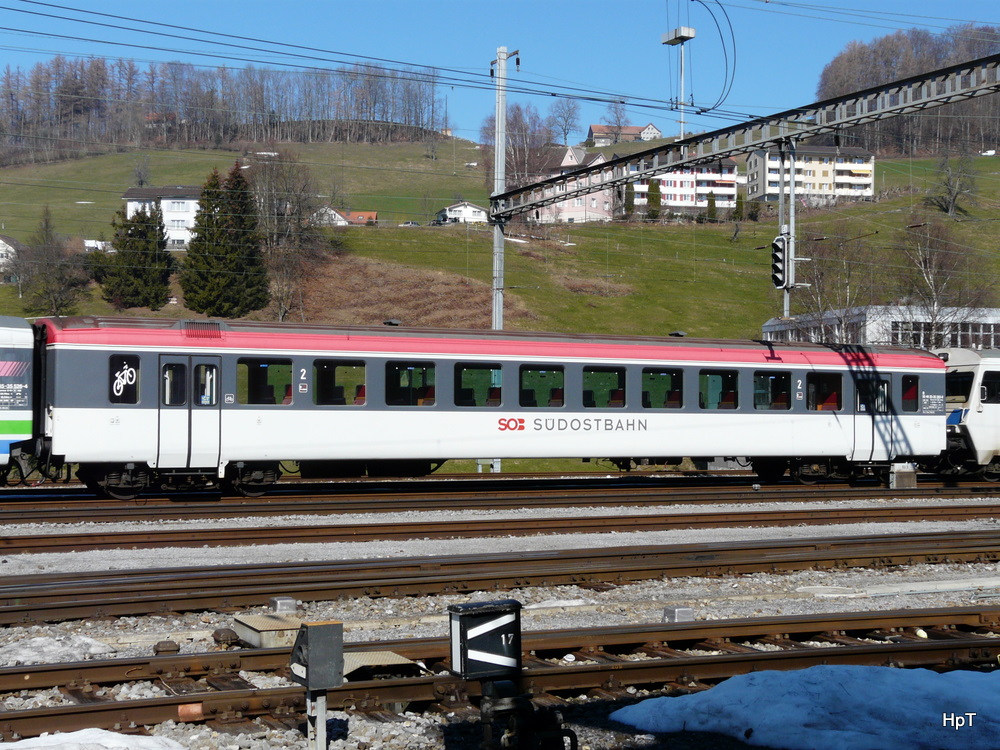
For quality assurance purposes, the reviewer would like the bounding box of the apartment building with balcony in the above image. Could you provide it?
[630,158,739,215]
[745,146,874,206]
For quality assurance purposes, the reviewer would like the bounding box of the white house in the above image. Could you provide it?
[435,201,488,224]
[121,186,201,249]
[312,205,350,227]
[745,146,874,206]
[763,306,1000,349]
[0,235,23,283]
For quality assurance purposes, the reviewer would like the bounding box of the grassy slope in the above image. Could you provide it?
[0,144,996,340]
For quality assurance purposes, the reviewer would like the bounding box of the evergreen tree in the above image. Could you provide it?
[706,192,718,223]
[731,190,746,222]
[623,183,635,220]
[646,180,661,222]
[181,163,269,318]
[179,168,226,315]
[221,162,269,314]
[102,203,173,310]
[14,207,88,315]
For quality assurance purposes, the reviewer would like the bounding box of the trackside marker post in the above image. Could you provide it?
[288,621,344,750]
[448,600,576,749]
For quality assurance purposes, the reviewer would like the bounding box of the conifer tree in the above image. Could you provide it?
[646,179,661,222]
[13,206,88,315]
[181,163,269,318]
[102,203,173,310]
[222,162,269,314]
[623,183,635,220]
[731,190,746,222]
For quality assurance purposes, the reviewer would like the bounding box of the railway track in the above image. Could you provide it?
[1,529,999,625]
[2,606,998,740]
[3,502,1000,554]
[1,481,997,525]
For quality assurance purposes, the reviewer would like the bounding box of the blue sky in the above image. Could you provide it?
[0,1,996,143]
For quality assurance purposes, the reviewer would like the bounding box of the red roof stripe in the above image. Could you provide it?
[39,324,944,370]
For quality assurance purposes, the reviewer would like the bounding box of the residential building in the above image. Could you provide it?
[0,235,23,283]
[312,205,350,227]
[435,201,488,224]
[527,146,614,224]
[587,123,662,147]
[122,186,200,249]
[340,210,378,226]
[763,306,1000,349]
[745,146,874,205]
[630,159,739,215]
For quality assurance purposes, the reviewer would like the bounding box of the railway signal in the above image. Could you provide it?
[771,235,791,289]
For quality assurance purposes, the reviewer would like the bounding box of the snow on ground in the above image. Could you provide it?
[612,665,1000,750]
[5,728,184,748]
[0,635,116,665]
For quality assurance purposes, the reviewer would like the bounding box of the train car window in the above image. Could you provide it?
[642,368,683,409]
[386,361,435,406]
[902,375,919,412]
[583,367,626,408]
[699,369,738,410]
[237,358,292,405]
[454,363,501,407]
[194,364,217,407]
[753,371,791,410]
[519,366,563,408]
[109,355,140,404]
[806,373,842,411]
[856,379,890,414]
[314,360,365,406]
[945,371,973,404]
[982,372,1000,404]
[161,363,187,406]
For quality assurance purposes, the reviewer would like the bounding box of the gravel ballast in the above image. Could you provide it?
[2,500,999,749]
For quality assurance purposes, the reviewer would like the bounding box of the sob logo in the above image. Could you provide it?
[498,417,526,431]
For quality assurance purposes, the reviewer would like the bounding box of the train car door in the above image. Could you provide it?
[854,377,894,462]
[157,355,221,469]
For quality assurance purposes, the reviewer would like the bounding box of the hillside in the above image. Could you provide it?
[0,142,997,339]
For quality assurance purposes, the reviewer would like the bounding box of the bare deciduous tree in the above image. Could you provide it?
[548,99,580,146]
[924,154,977,217]
[816,24,1000,154]
[891,213,995,346]
[479,103,553,190]
[792,223,887,343]
[246,149,330,321]
[600,101,630,145]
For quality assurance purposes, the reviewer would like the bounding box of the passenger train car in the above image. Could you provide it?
[0,315,951,498]
[934,348,1000,480]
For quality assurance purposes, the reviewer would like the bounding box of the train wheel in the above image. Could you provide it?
[78,465,147,500]
[104,482,140,501]
[0,461,23,487]
[979,461,1000,482]
[225,463,280,497]
[791,464,822,485]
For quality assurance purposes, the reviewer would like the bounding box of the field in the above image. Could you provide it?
[0,141,997,341]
